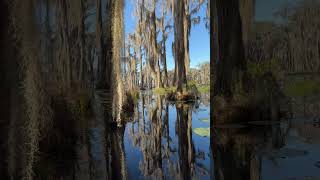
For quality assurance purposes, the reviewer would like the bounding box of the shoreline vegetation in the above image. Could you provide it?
[153,83,210,95]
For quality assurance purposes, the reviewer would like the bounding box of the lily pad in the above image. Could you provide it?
[199,118,210,123]
[193,128,210,137]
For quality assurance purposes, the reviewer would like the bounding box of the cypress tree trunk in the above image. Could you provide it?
[162,39,169,87]
[111,0,124,123]
[212,0,247,97]
[174,1,187,93]
[184,0,190,77]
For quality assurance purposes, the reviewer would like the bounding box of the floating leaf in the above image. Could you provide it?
[199,118,210,123]
[193,128,210,137]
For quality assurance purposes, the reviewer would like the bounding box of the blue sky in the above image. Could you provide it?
[124,0,210,70]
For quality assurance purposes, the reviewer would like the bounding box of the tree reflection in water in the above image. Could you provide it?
[0,91,210,179]
[128,93,210,179]
[211,100,320,180]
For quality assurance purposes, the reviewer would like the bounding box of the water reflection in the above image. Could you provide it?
[0,91,210,179]
[126,93,210,179]
[212,96,320,180]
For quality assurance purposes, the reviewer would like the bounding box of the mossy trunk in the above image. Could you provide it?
[111,0,125,124]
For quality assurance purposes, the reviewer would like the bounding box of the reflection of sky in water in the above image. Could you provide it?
[124,97,210,179]
[192,103,210,177]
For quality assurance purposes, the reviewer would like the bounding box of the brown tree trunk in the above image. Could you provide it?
[184,1,190,77]
[162,39,169,87]
[212,0,247,97]
[150,2,163,88]
[111,0,124,123]
[174,1,187,93]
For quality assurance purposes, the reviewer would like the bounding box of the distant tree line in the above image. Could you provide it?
[247,0,320,73]
[124,0,208,93]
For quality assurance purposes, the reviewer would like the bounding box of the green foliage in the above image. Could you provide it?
[284,79,320,97]
[153,87,176,95]
[198,85,210,93]
[153,82,209,95]
[199,118,210,122]
[129,89,140,104]
[187,80,197,87]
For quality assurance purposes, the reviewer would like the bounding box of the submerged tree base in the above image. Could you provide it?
[121,90,139,122]
[212,73,290,125]
[176,92,198,101]
[167,85,200,102]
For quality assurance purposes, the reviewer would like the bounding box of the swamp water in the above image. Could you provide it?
[212,96,320,180]
[1,90,320,180]
[0,91,210,179]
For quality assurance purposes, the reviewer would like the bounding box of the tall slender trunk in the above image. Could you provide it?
[111,0,124,123]
[174,1,187,93]
[150,2,163,88]
[162,39,169,87]
[184,1,190,77]
[140,48,144,88]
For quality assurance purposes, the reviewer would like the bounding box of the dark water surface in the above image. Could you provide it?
[212,96,320,180]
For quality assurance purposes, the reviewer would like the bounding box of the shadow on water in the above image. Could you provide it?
[211,93,320,180]
[0,90,211,179]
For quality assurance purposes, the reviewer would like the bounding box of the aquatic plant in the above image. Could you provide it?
[193,128,210,137]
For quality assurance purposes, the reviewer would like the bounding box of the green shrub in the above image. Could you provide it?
[198,85,210,93]
[153,87,176,95]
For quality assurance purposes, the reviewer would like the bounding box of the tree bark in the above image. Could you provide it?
[212,0,247,97]
[174,1,187,93]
